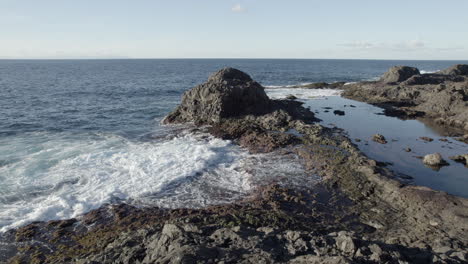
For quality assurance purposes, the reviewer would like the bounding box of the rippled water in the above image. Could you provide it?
[1,59,467,231]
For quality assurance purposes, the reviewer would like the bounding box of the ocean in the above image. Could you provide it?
[1,59,467,232]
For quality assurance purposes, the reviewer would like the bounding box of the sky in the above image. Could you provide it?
[1,0,467,60]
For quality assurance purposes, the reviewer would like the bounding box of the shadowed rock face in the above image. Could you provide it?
[380,66,420,84]
[163,67,271,124]
[438,64,468,76]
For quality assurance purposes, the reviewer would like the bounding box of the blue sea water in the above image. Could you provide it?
[0,59,467,232]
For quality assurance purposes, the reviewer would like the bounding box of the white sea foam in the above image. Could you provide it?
[0,130,315,232]
[265,88,342,100]
[420,70,439,74]
[0,132,254,232]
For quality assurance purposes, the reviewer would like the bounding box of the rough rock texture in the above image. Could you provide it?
[163,67,272,124]
[380,66,420,84]
[4,68,468,264]
[422,153,448,167]
[438,64,468,76]
[343,64,468,132]
[372,134,387,144]
[449,154,468,166]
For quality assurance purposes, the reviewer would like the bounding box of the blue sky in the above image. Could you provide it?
[1,0,467,59]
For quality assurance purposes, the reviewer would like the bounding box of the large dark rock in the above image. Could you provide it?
[163,68,271,124]
[438,64,468,76]
[380,66,420,84]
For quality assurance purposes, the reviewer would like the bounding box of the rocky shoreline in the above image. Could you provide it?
[342,64,468,135]
[3,68,468,263]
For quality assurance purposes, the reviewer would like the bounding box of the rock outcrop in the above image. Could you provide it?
[380,66,420,84]
[438,64,468,76]
[343,64,468,131]
[163,67,271,124]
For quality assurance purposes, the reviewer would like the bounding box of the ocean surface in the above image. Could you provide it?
[1,59,467,232]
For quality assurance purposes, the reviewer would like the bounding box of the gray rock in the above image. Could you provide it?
[381,66,420,84]
[438,64,468,76]
[372,134,387,144]
[163,67,271,124]
[449,154,468,166]
[423,153,449,167]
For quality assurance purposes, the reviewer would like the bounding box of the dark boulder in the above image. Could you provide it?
[163,68,271,124]
[372,134,387,144]
[438,64,468,76]
[381,66,420,84]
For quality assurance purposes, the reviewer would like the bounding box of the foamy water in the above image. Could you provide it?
[265,88,342,100]
[0,131,256,232]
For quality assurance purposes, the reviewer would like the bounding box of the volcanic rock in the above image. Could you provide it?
[423,153,449,167]
[380,66,420,84]
[372,134,387,144]
[438,64,468,76]
[163,67,271,124]
[449,154,468,166]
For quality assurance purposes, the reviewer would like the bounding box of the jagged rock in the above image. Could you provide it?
[381,66,420,84]
[372,134,387,144]
[423,153,449,167]
[438,64,468,76]
[163,67,271,124]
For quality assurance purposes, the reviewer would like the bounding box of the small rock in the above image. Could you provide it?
[334,231,356,254]
[449,154,468,166]
[422,153,449,167]
[419,136,434,142]
[286,94,297,100]
[372,134,387,144]
[333,110,345,116]
[404,147,411,152]
[355,139,361,142]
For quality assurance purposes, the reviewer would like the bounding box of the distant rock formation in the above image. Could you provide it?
[380,66,420,84]
[438,64,468,76]
[163,68,271,124]
[343,64,468,131]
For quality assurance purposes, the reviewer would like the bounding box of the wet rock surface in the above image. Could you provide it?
[342,64,468,132]
[372,134,387,144]
[3,68,468,263]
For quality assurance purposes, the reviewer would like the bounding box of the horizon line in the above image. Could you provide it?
[1,57,468,61]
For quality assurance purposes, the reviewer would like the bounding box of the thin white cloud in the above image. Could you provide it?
[339,40,427,51]
[231,4,246,13]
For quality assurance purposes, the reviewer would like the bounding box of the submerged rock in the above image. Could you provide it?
[163,67,271,124]
[423,153,449,167]
[380,66,420,84]
[420,136,434,142]
[333,110,345,116]
[449,154,468,166]
[372,134,387,144]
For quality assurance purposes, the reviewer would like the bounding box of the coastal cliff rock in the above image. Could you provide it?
[438,64,468,76]
[163,67,271,124]
[380,66,420,84]
[343,64,468,131]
